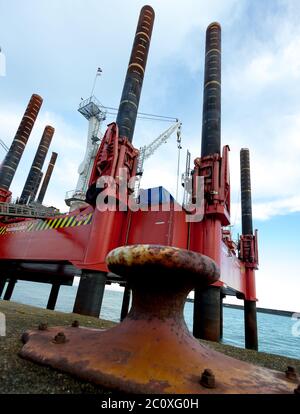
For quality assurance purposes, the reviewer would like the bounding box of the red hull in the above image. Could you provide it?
[0,202,254,300]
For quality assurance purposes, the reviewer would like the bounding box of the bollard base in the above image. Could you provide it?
[19,245,296,394]
[20,320,296,394]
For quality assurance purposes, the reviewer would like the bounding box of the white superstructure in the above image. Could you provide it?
[65,96,106,210]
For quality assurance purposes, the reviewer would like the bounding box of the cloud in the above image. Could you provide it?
[223,109,300,221]
[253,197,300,221]
[222,197,300,230]
[226,36,300,96]
[0,0,244,110]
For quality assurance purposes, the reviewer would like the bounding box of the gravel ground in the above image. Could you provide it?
[0,300,299,394]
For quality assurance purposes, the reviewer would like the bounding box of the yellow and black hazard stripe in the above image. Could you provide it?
[0,212,93,236]
[0,226,6,235]
[32,212,93,232]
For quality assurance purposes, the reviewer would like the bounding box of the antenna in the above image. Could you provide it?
[90,67,102,97]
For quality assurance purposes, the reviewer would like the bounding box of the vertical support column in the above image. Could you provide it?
[240,148,258,351]
[193,218,222,342]
[73,271,106,317]
[3,278,17,301]
[241,149,253,235]
[244,300,258,350]
[20,125,54,204]
[46,283,60,310]
[37,152,58,204]
[201,22,221,157]
[0,279,6,298]
[193,286,221,342]
[220,292,225,339]
[0,94,43,202]
[193,23,222,343]
[120,284,131,321]
[116,5,155,142]
[32,171,43,202]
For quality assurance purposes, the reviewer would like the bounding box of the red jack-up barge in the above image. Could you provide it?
[0,5,258,351]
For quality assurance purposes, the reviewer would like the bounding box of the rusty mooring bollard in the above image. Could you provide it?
[20,245,296,394]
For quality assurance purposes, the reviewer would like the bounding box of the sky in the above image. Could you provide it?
[0,0,300,312]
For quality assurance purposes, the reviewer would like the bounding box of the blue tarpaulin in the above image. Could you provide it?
[138,186,175,206]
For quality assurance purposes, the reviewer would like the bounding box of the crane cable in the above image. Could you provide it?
[175,125,182,201]
[0,139,9,152]
[104,106,178,123]
[231,189,241,238]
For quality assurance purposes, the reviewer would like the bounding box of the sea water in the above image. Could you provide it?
[5,280,300,360]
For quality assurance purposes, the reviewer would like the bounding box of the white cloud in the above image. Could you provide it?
[225,2,300,95]
[253,196,300,221]
[255,255,300,312]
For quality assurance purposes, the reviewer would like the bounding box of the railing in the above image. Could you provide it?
[0,202,60,219]
[64,190,87,207]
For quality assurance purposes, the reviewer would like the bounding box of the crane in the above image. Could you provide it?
[65,96,107,209]
[134,120,182,197]
[65,95,181,207]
